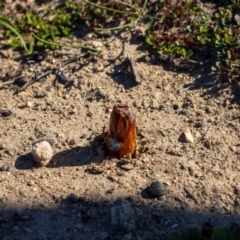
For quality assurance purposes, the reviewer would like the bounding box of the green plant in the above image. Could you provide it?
[0,17,29,53]
[0,0,240,83]
[164,223,240,240]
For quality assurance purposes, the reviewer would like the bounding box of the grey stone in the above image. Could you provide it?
[146,181,167,197]
[111,200,142,233]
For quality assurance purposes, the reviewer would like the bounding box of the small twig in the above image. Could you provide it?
[178,84,196,93]
[179,81,216,94]
[159,127,174,131]
[16,69,55,93]
[16,55,83,93]
[0,79,16,89]
[32,33,103,55]
[158,127,174,137]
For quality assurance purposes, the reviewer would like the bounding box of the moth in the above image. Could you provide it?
[102,104,136,159]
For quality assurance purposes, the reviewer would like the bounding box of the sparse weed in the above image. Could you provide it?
[0,0,239,81]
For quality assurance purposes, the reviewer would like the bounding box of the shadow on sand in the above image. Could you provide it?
[14,134,107,170]
[0,194,240,240]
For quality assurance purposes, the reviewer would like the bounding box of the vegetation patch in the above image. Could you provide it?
[0,0,240,80]
[164,222,240,240]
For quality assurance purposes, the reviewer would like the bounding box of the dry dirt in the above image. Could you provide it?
[1,5,240,240]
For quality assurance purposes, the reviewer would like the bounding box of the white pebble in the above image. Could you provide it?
[31,141,53,166]
[183,128,194,143]
[27,101,33,108]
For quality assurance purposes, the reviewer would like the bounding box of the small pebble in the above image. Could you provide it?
[32,51,48,62]
[206,106,213,113]
[0,110,12,117]
[92,41,102,49]
[0,165,10,171]
[68,138,76,146]
[57,71,69,85]
[80,134,86,139]
[31,141,53,166]
[27,101,33,108]
[0,177,6,182]
[120,163,134,171]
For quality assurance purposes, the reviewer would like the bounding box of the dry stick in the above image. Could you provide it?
[0,79,16,89]
[179,81,216,94]
[16,55,82,93]
[178,84,196,93]
[0,70,22,89]
[16,69,55,93]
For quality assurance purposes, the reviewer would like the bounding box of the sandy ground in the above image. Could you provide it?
[1,2,240,239]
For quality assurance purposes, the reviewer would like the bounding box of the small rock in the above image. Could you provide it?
[68,138,76,146]
[26,101,33,108]
[0,177,6,182]
[31,141,53,166]
[206,106,213,113]
[57,71,69,85]
[224,99,230,107]
[0,165,10,171]
[34,89,47,98]
[92,41,103,49]
[27,180,35,186]
[146,181,167,197]
[120,163,134,171]
[80,134,86,139]
[0,110,12,117]
[204,140,211,149]
[32,51,47,62]
[183,128,194,143]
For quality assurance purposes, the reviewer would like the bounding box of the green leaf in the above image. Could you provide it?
[178,48,186,57]
[211,228,227,240]
[186,49,193,57]
[211,66,218,72]
[0,18,29,54]
[28,36,35,54]
[145,35,154,46]
[186,25,191,31]
[200,25,207,34]
[26,13,33,25]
